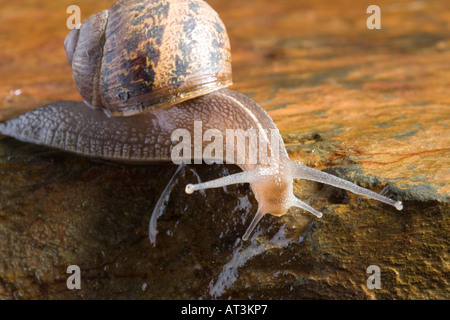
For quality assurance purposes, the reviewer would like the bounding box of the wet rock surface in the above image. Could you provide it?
[0,137,447,299]
[0,0,449,299]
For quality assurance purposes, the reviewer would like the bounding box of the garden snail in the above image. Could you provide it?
[0,0,403,242]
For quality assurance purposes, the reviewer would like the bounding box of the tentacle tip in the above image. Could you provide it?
[185,184,194,194]
[148,233,157,246]
[242,234,249,241]
[395,201,403,211]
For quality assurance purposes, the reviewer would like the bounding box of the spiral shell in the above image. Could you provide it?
[64,0,232,117]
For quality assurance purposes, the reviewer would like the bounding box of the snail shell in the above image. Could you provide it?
[64,0,232,116]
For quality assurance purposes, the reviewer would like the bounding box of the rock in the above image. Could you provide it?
[0,0,448,299]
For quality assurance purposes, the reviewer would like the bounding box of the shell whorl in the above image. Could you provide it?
[65,10,109,110]
[64,0,232,117]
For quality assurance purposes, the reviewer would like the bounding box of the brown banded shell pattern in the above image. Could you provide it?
[98,0,232,116]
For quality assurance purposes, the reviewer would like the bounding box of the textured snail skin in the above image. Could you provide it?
[0,89,403,240]
[0,90,276,163]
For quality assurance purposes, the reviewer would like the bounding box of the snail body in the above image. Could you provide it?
[0,89,403,240]
[0,0,402,240]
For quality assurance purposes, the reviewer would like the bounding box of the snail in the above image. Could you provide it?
[0,0,402,241]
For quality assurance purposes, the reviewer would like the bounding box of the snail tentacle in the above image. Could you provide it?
[149,163,185,246]
[185,167,265,194]
[289,162,403,210]
[242,211,265,241]
[289,196,323,218]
